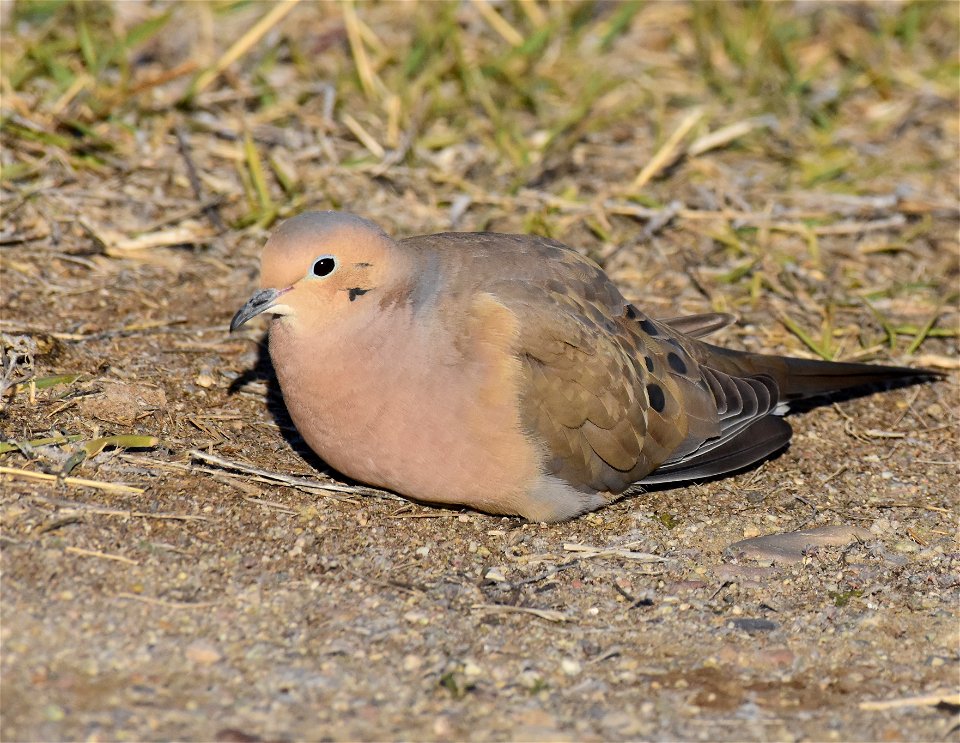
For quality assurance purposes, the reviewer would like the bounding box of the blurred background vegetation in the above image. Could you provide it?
[1,0,958,358]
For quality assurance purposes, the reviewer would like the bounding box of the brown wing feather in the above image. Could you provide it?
[401,231,940,499]
[409,233,721,493]
[402,231,799,494]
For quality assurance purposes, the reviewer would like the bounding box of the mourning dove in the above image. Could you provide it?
[231,212,937,522]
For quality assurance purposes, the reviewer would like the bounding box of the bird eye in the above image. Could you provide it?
[311,256,337,278]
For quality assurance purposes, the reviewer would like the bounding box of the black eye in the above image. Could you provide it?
[311,256,336,277]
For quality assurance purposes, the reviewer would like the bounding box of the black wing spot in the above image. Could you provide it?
[644,355,655,373]
[639,318,659,336]
[348,287,370,302]
[625,304,639,320]
[646,383,666,413]
[667,351,688,375]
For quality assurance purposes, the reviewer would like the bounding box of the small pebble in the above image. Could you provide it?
[402,654,422,672]
[727,525,872,564]
[215,729,262,742]
[432,717,453,738]
[892,539,919,553]
[186,640,222,665]
[924,403,943,419]
[195,368,215,388]
[713,564,776,582]
[730,617,778,633]
[871,518,892,535]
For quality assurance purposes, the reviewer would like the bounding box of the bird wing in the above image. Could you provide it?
[513,291,791,491]
[405,231,792,493]
[514,288,667,493]
[463,239,773,493]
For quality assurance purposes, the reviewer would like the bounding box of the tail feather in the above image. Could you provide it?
[693,342,943,402]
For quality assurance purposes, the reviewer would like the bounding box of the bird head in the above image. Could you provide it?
[230,211,400,333]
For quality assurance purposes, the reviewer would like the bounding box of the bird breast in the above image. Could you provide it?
[266,297,543,514]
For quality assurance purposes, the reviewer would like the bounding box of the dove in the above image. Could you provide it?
[231,211,938,522]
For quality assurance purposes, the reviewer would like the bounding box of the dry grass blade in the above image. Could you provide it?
[813,215,907,235]
[10,374,82,394]
[472,0,525,47]
[859,689,960,711]
[242,496,298,515]
[126,60,198,97]
[109,226,216,252]
[29,494,211,522]
[49,72,94,116]
[860,429,907,439]
[188,449,399,499]
[912,354,960,370]
[341,112,386,158]
[77,218,215,255]
[242,128,276,224]
[342,0,378,100]
[472,603,571,623]
[777,312,834,360]
[563,543,668,562]
[65,546,139,566]
[115,592,218,609]
[175,126,225,232]
[905,309,942,355]
[190,0,303,97]
[517,0,547,27]
[0,435,83,454]
[1,466,144,494]
[688,115,777,157]
[81,435,159,458]
[630,107,705,191]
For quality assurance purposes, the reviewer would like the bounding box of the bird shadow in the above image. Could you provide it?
[226,336,466,515]
[779,374,937,415]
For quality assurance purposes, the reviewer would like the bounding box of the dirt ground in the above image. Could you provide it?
[2,2,958,741]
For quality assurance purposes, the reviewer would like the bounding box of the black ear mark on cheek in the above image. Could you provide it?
[348,287,370,302]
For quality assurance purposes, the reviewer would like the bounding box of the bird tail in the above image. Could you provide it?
[691,342,942,402]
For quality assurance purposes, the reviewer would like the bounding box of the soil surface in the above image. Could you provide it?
[2,2,958,741]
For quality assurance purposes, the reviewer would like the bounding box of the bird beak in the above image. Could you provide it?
[230,287,291,332]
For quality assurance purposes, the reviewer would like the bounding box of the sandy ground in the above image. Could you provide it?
[2,2,958,741]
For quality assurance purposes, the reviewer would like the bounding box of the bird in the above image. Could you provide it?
[231,211,938,522]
